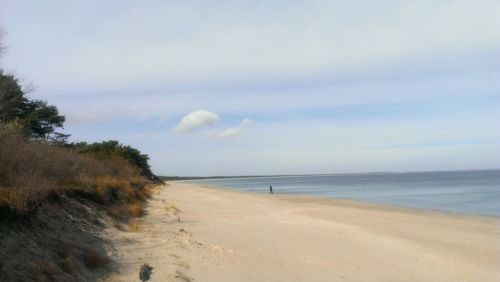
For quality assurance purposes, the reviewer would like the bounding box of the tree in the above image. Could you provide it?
[49,131,71,145]
[0,70,29,121]
[21,99,66,140]
[0,71,66,141]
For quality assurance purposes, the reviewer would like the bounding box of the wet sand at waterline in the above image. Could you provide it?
[107,182,499,281]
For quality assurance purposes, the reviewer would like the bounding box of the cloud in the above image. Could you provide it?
[436,129,454,138]
[386,130,405,139]
[240,118,254,127]
[217,128,242,139]
[5,0,499,96]
[175,110,219,132]
[215,117,254,139]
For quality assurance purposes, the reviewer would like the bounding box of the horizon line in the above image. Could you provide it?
[160,167,500,180]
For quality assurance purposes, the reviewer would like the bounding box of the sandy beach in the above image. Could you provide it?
[107,182,500,282]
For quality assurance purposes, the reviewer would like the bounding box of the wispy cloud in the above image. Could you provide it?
[240,118,254,127]
[386,130,405,139]
[3,1,499,95]
[216,117,254,139]
[217,128,242,139]
[436,129,454,138]
[175,110,219,133]
[1,1,499,175]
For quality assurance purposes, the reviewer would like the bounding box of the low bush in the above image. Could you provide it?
[0,122,149,216]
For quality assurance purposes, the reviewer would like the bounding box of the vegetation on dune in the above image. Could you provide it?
[0,70,157,217]
[66,140,155,180]
[0,27,161,280]
[0,122,148,216]
[0,68,155,179]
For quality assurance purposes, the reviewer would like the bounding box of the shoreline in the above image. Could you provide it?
[181,181,500,220]
[108,182,500,281]
[164,168,500,181]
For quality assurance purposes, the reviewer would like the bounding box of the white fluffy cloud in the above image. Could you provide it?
[175,110,219,132]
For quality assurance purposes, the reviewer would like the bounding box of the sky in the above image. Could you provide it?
[1,0,499,176]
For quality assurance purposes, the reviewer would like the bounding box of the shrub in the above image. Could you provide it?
[0,122,146,215]
[66,140,155,179]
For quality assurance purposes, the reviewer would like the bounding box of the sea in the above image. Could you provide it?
[185,170,500,217]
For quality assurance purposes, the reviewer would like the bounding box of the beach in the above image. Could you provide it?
[107,182,500,281]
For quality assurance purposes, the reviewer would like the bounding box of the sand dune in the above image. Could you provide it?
[107,182,499,281]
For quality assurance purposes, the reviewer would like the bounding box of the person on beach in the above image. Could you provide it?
[269,185,273,195]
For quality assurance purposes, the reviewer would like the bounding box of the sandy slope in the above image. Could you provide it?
[107,182,500,282]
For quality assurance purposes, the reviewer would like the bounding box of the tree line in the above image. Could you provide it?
[65,140,154,179]
[0,35,155,180]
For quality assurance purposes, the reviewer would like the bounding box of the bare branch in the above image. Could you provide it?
[0,27,5,58]
[23,80,37,94]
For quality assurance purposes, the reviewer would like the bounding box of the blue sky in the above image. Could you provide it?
[1,0,499,176]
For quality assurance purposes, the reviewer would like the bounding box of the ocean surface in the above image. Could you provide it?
[185,170,500,217]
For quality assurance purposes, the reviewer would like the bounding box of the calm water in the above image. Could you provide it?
[185,170,500,217]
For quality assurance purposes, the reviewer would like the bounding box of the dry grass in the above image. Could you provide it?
[0,122,150,216]
[128,219,143,232]
[127,202,145,217]
[62,255,75,274]
[59,243,75,273]
[32,261,58,281]
[113,221,127,231]
[0,123,162,281]
[174,261,190,269]
[168,204,181,214]
[107,201,145,221]
[83,248,110,270]
[175,269,193,282]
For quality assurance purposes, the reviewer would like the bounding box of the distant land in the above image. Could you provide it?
[159,168,500,181]
[159,175,288,181]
